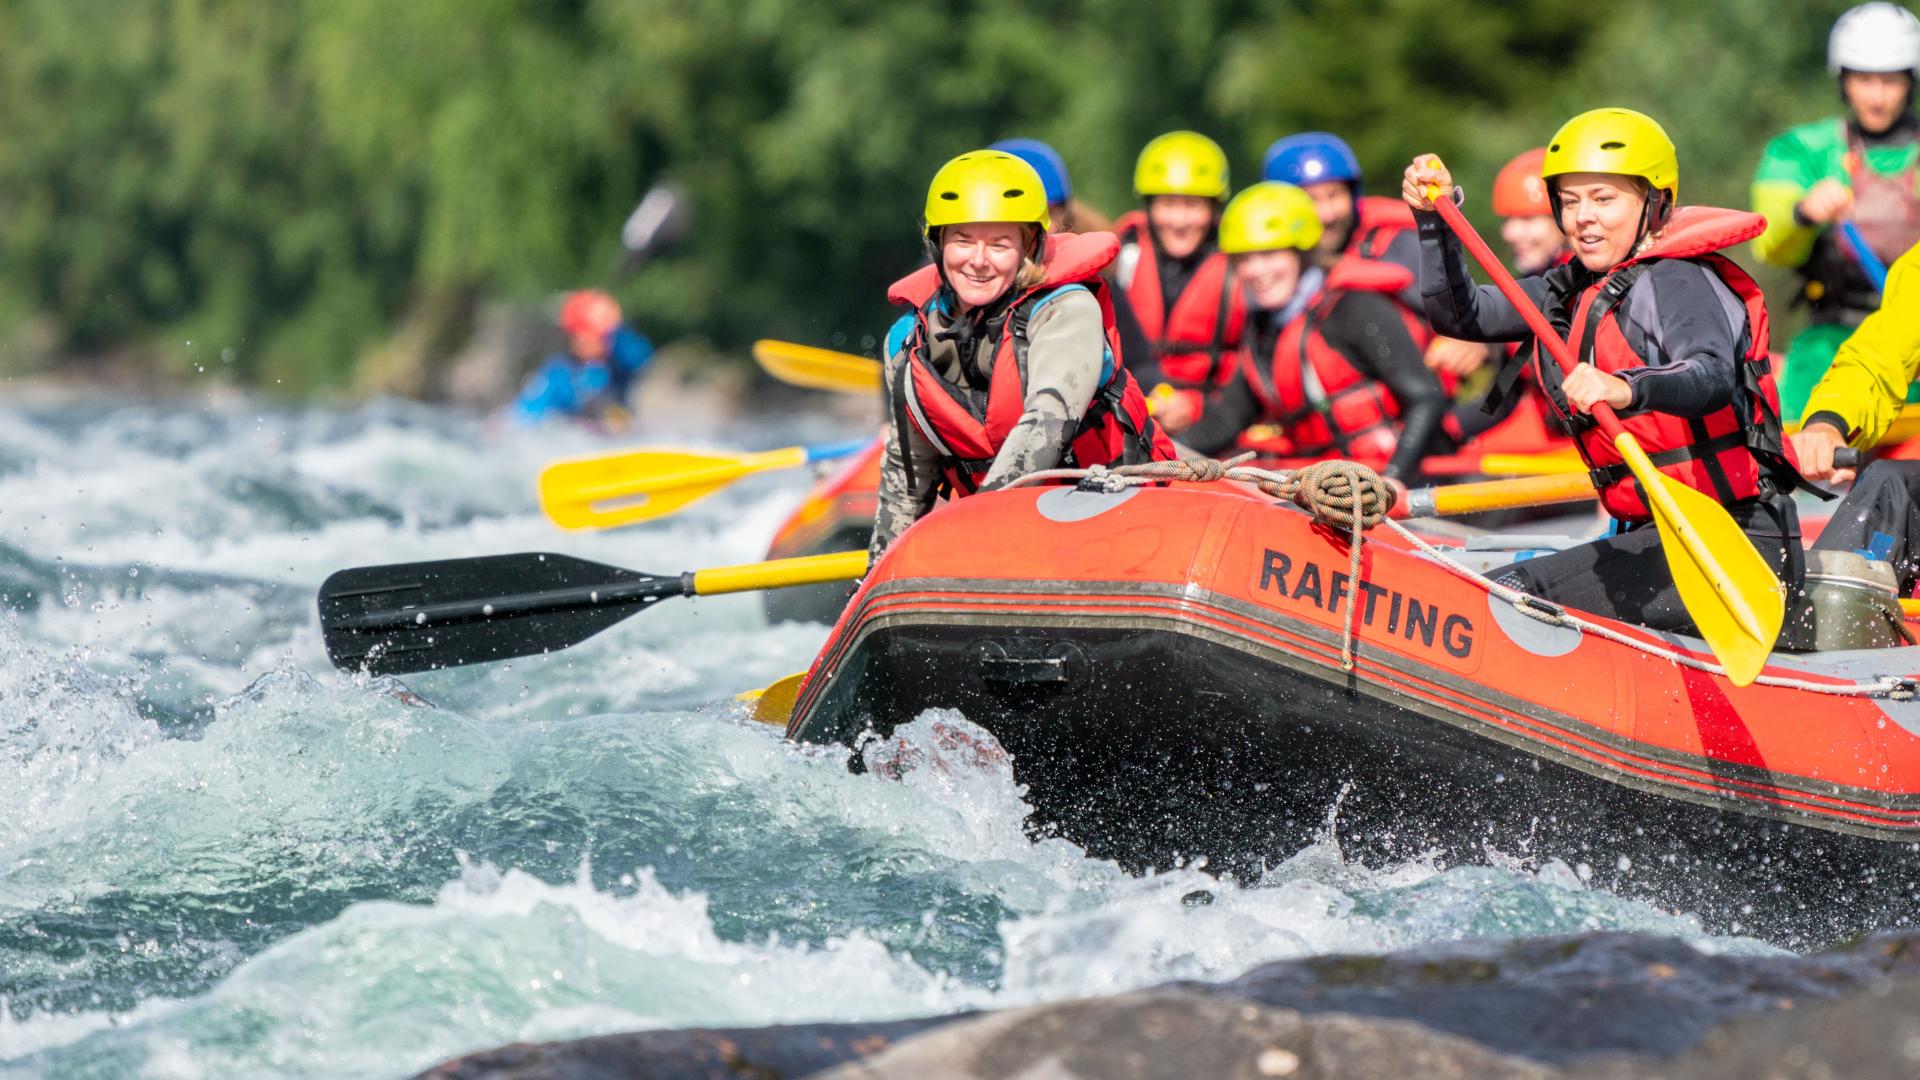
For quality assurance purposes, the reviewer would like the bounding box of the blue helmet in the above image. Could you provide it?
[989,138,1072,204]
[1262,132,1363,196]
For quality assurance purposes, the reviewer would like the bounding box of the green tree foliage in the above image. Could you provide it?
[0,0,1874,394]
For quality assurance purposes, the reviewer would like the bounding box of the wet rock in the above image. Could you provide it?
[1567,975,1920,1078]
[416,1016,965,1080]
[419,931,1920,1079]
[813,991,1549,1080]
[1203,930,1920,1063]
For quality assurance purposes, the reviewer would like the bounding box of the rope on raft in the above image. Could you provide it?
[1006,455,1916,698]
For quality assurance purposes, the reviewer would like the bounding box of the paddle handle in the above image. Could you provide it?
[1840,221,1889,291]
[1427,193,1629,442]
[1402,472,1596,518]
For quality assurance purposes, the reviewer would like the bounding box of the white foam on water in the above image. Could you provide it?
[0,400,1781,1080]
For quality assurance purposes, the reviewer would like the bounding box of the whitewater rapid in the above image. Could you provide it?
[0,397,1766,1079]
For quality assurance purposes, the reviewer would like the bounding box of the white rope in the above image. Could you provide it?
[1009,456,1916,699]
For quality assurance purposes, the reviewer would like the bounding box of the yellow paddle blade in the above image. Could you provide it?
[736,671,808,727]
[538,446,807,530]
[1615,434,1784,687]
[752,340,883,395]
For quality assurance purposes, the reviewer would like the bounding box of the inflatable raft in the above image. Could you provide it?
[782,479,1920,946]
[762,410,1576,624]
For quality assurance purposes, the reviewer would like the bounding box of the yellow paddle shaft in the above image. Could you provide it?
[692,549,869,596]
[1409,472,1596,517]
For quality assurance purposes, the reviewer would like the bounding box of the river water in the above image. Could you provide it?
[0,397,1768,1078]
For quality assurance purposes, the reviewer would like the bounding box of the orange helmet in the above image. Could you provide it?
[559,290,622,338]
[1491,147,1552,218]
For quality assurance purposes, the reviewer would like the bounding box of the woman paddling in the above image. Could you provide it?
[871,149,1176,562]
[1403,108,1813,632]
[1179,182,1446,490]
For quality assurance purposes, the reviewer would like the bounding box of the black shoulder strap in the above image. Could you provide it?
[889,331,919,498]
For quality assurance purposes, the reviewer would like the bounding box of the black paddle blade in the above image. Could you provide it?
[319,552,687,676]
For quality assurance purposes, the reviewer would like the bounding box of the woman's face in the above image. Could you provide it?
[1147,195,1216,259]
[1501,214,1568,276]
[1236,248,1304,311]
[941,222,1028,311]
[1554,173,1648,272]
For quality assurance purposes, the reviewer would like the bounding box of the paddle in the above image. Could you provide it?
[1427,186,1784,685]
[539,438,876,530]
[319,549,868,676]
[752,340,884,395]
[736,671,807,727]
[1400,472,1596,518]
[1840,220,1890,292]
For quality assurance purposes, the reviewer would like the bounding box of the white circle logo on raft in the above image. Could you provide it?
[1303,160,1325,179]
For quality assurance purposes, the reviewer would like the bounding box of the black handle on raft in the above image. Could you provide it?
[1835,448,1863,469]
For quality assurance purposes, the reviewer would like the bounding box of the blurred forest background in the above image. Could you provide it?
[0,0,1864,398]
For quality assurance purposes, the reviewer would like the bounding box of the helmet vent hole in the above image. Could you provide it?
[1004,188,1024,198]
[939,192,958,201]
[1549,143,1561,152]
[1600,141,1626,150]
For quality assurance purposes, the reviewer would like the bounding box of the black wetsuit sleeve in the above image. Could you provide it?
[1615,260,1741,417]
[1415,211,1552,342]
[1319,291,1448,480]
[1179,369,1261,457]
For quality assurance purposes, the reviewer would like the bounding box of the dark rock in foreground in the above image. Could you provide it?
[421,931,1920,1079]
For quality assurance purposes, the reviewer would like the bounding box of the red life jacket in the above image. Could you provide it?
[1346,196,1417,262]
[888,231,1176,496]
[1240,257,1421,465]
[1113,211,1246,390]
[1543,207,1801,522]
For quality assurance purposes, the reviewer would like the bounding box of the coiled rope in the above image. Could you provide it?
[1007,455,1915,698]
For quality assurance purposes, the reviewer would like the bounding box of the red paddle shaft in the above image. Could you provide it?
[1427,193,1629,443]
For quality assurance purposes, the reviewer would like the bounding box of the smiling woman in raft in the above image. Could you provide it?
[870,149,1177,563]
[1402,108,1819,632]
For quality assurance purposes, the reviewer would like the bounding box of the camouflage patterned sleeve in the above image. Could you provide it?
[870,352,944,561]
[978,287,1105,491]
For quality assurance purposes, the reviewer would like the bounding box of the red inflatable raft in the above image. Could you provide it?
[782,479,1920,947]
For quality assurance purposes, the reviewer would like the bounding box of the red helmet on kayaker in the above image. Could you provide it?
[559,290,622,340]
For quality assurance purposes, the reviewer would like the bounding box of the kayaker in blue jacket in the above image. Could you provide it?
[511,289,655,429]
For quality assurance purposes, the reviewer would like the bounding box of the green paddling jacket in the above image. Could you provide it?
[1751,116,1920,323]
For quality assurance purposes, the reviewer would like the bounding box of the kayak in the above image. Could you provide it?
[782,478,1920,947]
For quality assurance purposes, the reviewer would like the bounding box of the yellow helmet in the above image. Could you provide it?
[923,149,1051,238]
[1218,182,1323,255]
[1133,131,1230,199]
[1541,108,1679,203]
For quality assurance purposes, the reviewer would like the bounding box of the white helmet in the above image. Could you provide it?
[1829,2,1920,74]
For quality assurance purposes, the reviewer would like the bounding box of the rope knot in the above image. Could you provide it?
[1294,460,1397,530]
[1073,465,1132,494]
